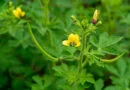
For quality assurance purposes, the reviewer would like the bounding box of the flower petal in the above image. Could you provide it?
[21,11,25,17]
[68,34,75,41]
[93,9,99,21]
[75,41,80,47]
[13,7,25,18]
[13,10,20,18]
[62,33,80,47]
[62,40,70,46]
[74,34,80,41]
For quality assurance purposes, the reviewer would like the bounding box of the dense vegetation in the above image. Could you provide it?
[0,0,130,90]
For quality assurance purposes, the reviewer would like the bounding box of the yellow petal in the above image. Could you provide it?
[93,9,99,21]
[16,7,22,13]
[73,34,80,41]
[68,34,75,41]
[63,33,80,47]
[21,11,25,17]
[75,41,80,47]
[13,7,25,18]
[13,10,20,18]
[62,40,70,46]
[68,34,80,42]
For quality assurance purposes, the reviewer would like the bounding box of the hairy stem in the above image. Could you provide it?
[40,0,50,25]
[27,22,58,62]
[79,28,86,72]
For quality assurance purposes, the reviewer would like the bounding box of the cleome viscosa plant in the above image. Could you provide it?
[0,0,129,90]
[27,8,124,89]
[3,1,123,90]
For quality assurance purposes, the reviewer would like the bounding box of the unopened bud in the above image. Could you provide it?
[92,9,99,24]
[71,15,77,22]
[9,1,13,7]
[92,19,97,24]
[96,20,102,25]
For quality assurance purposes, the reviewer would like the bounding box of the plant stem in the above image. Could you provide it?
[40,0,50,25]
[78,28,86,72]
[44,3,49,25]
[27,22,58,62]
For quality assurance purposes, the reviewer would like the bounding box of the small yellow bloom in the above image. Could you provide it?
[92,9,99,24]
[62,34,80,47]
[13,7,25,18]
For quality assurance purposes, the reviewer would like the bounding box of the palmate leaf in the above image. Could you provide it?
[53,64,95,86]
[101,0,122,7]
[32,75,44,90]
[90,35,98,48]
[105,59,130,89]
[53,64,78,85]
[54,0,72,7]
[99,32,122,48]
[78,70,95,85]
[105,59,127,77]
[94,79,104,90]
[120,14,130,25]
[53,64,69,77]
[104,86,122,90]
[90,32,122,49]
[90,32,123,56]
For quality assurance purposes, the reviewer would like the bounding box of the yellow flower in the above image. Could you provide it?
[13,7,25,18]
[92,9,99,24]
[62,34,80,47]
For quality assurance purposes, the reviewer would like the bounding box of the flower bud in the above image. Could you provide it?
[71,15,77,22]
[96,20,102,26]
[92,9,99,24]
[9,1,13,7]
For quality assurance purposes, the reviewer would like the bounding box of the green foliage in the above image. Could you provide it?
[104,58,130,90]
[90,32,123,55]
[0,0,129,90]
[94,79,104,90]
[53,64,95,85]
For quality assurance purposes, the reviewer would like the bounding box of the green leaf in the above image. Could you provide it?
[116,59,126,77]
[105,59,130,88]
[0,28,8,35]
[90,35,98,47]
[53,63,68,77]
[94,79,104,90]
[78,70,95,85]
[62,46,76,56]
[120,14,130,25]
[105,65,119,76]
[99,32,122,48]
[109,0,122,6]
[32,75,43,87]
[104,86,122,90]
[101,0,122,7]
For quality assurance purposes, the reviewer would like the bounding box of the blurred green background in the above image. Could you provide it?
[0,0,130,90]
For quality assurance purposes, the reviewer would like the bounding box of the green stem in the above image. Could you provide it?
[44,3,49,25]
[40,0,50,25]
[27,22,58,62]
[82,52,90,68]
[78,28,86,72]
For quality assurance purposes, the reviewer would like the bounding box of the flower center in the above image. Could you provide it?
[70,42,76,47]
